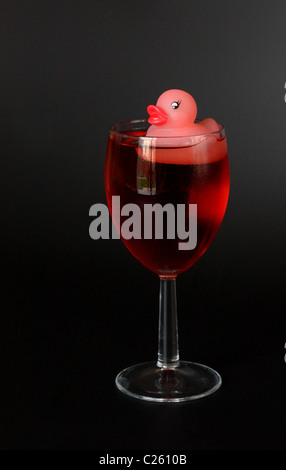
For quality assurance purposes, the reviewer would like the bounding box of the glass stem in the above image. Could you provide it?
[157,278,180,368]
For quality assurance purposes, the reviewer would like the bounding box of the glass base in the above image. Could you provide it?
[115,361,221,403]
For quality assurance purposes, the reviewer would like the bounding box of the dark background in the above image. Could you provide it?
[0,0,285,451]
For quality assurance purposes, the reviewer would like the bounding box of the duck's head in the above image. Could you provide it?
[147,89,197,129]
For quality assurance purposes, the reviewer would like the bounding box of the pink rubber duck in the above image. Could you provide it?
[137,89,226,165]
[146,89,220,137]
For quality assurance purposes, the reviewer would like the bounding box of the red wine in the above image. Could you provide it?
[105,131,230,277]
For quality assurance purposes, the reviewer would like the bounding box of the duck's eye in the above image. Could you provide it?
[171,101,181,109]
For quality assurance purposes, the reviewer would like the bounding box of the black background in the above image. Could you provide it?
[0,0,285,451]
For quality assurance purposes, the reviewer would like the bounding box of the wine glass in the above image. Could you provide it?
[105,119,230,402]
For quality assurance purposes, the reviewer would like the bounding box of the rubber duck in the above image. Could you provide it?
[137,89,226,165]
[146,89,220,137]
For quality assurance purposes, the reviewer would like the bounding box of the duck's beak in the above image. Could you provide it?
[147,105,168,126]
